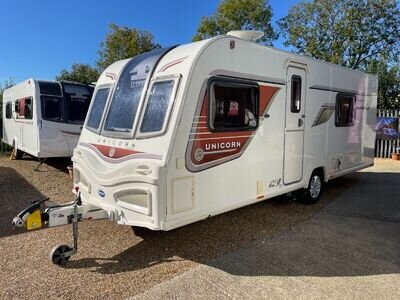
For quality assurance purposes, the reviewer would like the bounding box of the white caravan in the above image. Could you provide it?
[2,79,94,158]
[13,32,377,265]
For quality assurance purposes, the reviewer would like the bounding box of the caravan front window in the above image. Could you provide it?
[41,96,64,122]
[140,80,175,134]
[102,47,173,137]
[87,87,110,130]
[63,83,93,124]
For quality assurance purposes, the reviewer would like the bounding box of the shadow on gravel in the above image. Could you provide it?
[0,166,46,238]
[17,155,71,174]
[63,174,385,278]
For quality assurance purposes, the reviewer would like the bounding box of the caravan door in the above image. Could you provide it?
[283,67,306,184]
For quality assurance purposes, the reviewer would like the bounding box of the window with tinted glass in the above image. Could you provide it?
[291,75,301,113]
[208,79,258,132]
[63,83,93,124]
[38,81,62,96]
[5,102,12,119]
[335,94,355,127]
[103,48,170,136]
[41,96,63,122]
[87,88,110,130]
[140,80,175,133]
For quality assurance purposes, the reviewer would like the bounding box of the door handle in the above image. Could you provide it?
[298,118,304,127]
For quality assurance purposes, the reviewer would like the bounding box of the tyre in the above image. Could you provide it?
[299,170,324,205]
[15,149,23,160]
[50,244,72,266]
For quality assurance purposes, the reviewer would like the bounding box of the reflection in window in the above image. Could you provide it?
[140,80,174,133]
[335,94,355,127]
[209,80,258,131]
[87,88,110,130]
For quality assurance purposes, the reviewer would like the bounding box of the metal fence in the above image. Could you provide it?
[375,110,400,158]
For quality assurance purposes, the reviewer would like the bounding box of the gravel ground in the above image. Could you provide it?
[0,152,359,299]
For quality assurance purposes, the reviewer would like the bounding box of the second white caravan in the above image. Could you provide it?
[2,79,94,158]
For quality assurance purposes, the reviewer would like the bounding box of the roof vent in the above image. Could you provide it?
[226,30,264,41]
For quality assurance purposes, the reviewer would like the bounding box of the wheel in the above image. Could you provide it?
[50,244,72,266]
[15,150,23,160]
[131,226,153,238]
[299,170,324,205]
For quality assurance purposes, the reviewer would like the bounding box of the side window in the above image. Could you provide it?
[87,87,110,130]
[291,75,301,113]
[140,80,175,134]
[208,79,259,132]
[5,102,12,119]
[335,94,355,127]
[24,98,33,119]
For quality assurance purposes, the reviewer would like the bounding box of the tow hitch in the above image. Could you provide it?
[12,194,108,266]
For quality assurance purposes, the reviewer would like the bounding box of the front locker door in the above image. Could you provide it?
[283,67,306,184]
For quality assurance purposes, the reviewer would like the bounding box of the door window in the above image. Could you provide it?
[291,75,301,113]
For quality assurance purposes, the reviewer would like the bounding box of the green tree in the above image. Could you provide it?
[193,0,276,45]
[56,63,100,85]
[367,61,400,109]
[96,24,160,71]
[278,0,400,70]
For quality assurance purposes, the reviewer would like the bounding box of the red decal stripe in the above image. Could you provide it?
[91,144,141,159]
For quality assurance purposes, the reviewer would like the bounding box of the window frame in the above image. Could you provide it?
[136,74,181,139]
[85,84,113,134]
[207,77,259,133]
[335,93,355,127]
[290,75,302,113]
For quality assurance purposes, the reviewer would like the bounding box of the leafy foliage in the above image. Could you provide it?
[96,24,160,71]
[367,61,400,109]
[193,0,276,45]
[56,63,100,85]
[278,0,400,70]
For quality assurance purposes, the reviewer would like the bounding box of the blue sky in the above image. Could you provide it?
[0,0,299,83]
